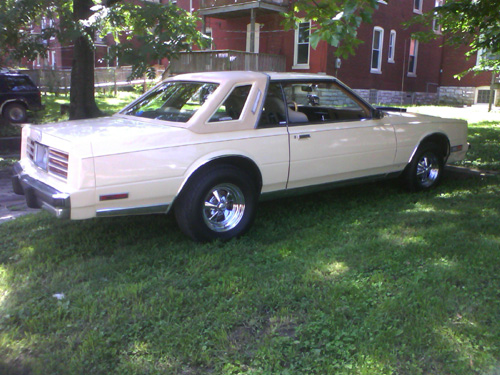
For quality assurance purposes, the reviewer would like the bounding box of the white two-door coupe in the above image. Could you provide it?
[12,71,468,241]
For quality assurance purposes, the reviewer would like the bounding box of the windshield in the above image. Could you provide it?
[121,81,219,123]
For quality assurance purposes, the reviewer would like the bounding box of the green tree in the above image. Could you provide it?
[283,0,381,58]
[0,0,207,119]
[412,0,500,73]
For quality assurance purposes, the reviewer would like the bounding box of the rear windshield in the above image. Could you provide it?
[0,75,37,91]
[121,81,219,123]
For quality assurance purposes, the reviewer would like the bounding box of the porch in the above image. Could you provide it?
[168,50,286,74]
[199,0,289,18]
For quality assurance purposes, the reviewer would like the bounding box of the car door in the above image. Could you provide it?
[281,80,397,189]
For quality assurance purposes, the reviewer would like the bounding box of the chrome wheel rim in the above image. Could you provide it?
[203,183,245,232]
[416,153,440,187]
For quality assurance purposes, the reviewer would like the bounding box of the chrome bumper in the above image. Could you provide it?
[12,162,71,219]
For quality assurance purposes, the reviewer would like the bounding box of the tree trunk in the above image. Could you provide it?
[69,0,102,120]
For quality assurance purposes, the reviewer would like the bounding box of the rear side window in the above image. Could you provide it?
[209,85,252,122]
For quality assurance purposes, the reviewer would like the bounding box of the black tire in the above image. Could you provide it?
[3,102,27,123]
[403,142,444,192]
[174,165,258,241]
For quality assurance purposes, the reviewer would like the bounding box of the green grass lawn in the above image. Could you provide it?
[0,105,499,374]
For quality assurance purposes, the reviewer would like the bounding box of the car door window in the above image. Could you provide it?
[281,81,371,125]
[258,83,288,128]
[209,85,251,122]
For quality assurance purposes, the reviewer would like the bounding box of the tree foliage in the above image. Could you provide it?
[283,0,381,58]
[412,0,500,73]
[0,0,208,118]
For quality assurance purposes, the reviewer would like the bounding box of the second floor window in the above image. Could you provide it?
[414,0,423,13]
[294,22,310,67]
[408,39,419,76]
[371,27,384,73]
[388,30,396,63]
[432,0,443,33]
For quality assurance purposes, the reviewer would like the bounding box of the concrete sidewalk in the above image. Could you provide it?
[0,168,39,224]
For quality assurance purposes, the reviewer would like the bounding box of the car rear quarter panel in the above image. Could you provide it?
[92,127,290,214]
[389,112,468,166]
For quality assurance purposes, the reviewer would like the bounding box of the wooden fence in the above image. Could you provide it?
[23,67,165,94]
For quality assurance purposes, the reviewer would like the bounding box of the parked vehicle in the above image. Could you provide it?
[12,71,468,241]
[0,72,43,123]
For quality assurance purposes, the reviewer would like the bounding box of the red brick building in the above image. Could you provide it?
[25,16,110,70]
[187,0,496,106]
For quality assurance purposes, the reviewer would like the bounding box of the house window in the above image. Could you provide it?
[293,21,310,68]
[476,48,486,66]
[388,30,396,63]
[477,89,493,104]
[371,27,384,73]
[205,27,213,50]
[432,0,443,33]
[408,39,419,76]
[414,0,423,13]
[246,23,261,53]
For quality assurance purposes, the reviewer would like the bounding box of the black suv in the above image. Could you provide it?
[0,73,43,123]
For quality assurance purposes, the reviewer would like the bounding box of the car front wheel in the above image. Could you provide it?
[3,102,27,123]
[175,165,258,241]
[404,143,444,192]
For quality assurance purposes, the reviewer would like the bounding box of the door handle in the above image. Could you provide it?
[295,134,311,140]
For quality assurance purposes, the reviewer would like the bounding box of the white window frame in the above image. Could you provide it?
[205,27,213,50]
[432,0,443,33]
[408,39,419,77]
[246,23,261,53]
[293,21,311,69]
[475,86,496,105]
[476,48,486,67]
[388,30,396,63]
[51,50,56,68]
[370,27,384,74]
[413,0,423,14]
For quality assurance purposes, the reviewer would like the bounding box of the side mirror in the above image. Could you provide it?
[373,109,385,119]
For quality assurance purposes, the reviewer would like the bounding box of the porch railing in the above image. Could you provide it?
[200,0,289,9]
[169,50,286,74]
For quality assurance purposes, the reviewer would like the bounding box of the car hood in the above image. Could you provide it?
[30,114,192,157]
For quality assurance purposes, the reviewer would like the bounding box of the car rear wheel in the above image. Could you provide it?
[3,102,27,123]
[404,142,444,192]
[175,165,258,241]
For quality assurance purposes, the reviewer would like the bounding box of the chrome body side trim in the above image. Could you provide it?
[259,171,402,201]
[96,204,170,218]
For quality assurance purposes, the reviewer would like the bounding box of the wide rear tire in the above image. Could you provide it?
[174,165,258,241]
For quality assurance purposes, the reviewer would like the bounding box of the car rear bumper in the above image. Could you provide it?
[12,162,71,219]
